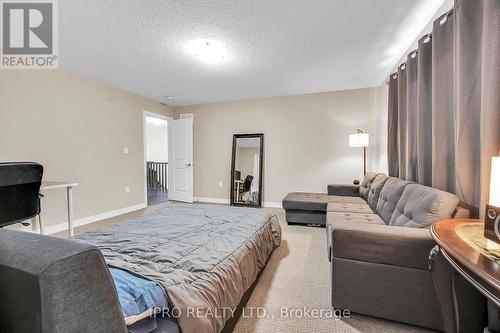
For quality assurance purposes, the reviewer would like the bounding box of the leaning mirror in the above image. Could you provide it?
[231,134,263,208]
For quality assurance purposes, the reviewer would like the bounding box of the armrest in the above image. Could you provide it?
[327,184,360,196]
[0,229,127,333]
[329,220,435,270]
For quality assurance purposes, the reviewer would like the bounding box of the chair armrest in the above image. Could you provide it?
[327,184,360,196]
[329,220,435,270]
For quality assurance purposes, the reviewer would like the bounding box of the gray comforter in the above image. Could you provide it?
[75,204,281,333]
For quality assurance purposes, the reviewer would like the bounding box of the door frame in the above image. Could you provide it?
[143,111,173,205]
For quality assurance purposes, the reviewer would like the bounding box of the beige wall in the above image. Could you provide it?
[235,147,259,180]
[176,88,387,204]
[370,82,389,173]
[0,70,173,229]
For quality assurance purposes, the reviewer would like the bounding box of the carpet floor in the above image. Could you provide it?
[232,208,431,333]
[57,203,432,333]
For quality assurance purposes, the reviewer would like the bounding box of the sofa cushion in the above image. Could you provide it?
[327,184,360,196]
[389,184,460,228]
[283,192,365,212]
[359,172,382,200]
[367,175,389,210]
[330,219,436,270]
[326,203,374,214]
[327,212,385,226]
[376,177,412,224]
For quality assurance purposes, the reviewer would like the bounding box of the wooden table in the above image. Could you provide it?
[430,219,500,332]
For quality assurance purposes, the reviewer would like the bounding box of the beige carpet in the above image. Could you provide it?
[58,204,431,333]
[232,208,431,333]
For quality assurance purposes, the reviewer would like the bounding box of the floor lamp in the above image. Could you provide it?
[349,129,369,175]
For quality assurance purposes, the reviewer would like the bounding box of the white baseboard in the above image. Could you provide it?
[194,197,230,204]
[263,201,283,208]
[33,202,147,235]
[194,197,282,208]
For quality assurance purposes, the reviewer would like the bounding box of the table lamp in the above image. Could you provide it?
[349,129,369,175]
[484,156,500,243]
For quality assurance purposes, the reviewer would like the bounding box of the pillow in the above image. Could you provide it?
[376,177,412,224]
[367,175,389,210]
[109,267,168,325]
[389,184,459,228]
[359,172,382,200]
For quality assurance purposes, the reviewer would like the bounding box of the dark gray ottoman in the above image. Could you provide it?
[282,192,364,225]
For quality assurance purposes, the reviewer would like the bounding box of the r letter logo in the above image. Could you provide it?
[1,0,58,69]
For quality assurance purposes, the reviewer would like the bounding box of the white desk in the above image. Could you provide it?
[37,181,78,237]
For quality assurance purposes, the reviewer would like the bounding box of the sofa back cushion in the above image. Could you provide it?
[389,184,459,228]
[367,175,389,210]
[360,172,382,200]
[376,177,412,224]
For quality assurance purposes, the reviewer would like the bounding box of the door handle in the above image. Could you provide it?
[186,163,192,167]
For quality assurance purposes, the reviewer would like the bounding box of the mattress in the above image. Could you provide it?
[76,204,281,333]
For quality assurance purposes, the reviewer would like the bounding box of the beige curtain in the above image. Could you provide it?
[406,50,419,181]
[432,11,456,197]
[416,35,433,186]
[454,0,500,217]
[387,74,399,177]
[387,0,500,217]
[479,0,500,215]
[397,64,407,180]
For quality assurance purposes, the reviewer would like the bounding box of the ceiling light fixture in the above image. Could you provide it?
[186,39,227,64]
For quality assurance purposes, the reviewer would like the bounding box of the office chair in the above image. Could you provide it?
[0,162,44,230]
[237,175,254,202]
[242,175,254,193]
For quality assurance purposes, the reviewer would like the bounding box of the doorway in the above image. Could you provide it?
[144,112,171,206]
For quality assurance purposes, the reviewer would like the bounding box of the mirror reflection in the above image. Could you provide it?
[231,134,263,207]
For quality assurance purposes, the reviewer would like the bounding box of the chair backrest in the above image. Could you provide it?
[0,162,43,227]
[243,175,254,192]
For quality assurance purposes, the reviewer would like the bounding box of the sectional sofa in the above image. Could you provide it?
[282,173,469,330]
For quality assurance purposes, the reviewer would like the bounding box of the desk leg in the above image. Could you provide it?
[236,182,240,203]
[37,197,44,235]
[67,186,74,237]
[38,215,44,235]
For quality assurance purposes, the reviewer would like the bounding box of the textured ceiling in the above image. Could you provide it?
[59,0,444,106]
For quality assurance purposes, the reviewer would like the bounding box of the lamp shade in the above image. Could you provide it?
[349,132,369,147]
[490,156,500,207]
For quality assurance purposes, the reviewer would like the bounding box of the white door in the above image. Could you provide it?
[168,117,193,202]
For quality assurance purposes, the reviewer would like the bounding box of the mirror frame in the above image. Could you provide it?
[230,133,264,208]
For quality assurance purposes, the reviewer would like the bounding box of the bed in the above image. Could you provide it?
[74,204,281,333]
